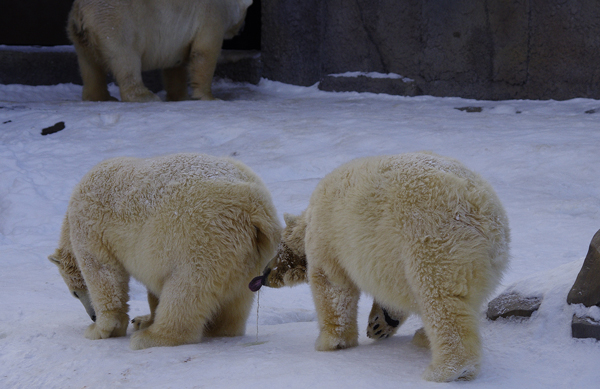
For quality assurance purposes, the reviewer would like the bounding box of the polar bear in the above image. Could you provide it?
[49,153,280,350]
[252,152,510,382]
[67,0,252,102]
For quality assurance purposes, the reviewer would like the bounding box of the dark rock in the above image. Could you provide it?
[567,229,600,307]
[41,121,65,136]
[571,314,600,340]
[319,74,420,96]
[584,109,596,114]
[487,292,542,320]
[455,106,483,113]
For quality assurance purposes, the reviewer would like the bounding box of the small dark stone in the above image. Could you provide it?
[487,292,542,320]
[3,120,11,124]
[455,106,483,113]
[567,229,600,307]
[584,109,596,114]
[571,314,600,340]
[41,121,65,135]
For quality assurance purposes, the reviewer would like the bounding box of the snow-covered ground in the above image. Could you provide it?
[1,79,599,388]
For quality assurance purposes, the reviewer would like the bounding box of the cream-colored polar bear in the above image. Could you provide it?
[67,0,252,102]
[256,152,510,382]
[49,153,280,350]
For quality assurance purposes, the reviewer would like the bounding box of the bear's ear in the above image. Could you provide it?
[48,255,61,266]
[283,213,298,227]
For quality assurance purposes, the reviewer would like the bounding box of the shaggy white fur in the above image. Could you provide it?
[275,152,510,382]
[49,153,280,350]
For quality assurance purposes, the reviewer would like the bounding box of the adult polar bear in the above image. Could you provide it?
[68,0,252,102]
[258,152,510,382]
[49,153,280,350]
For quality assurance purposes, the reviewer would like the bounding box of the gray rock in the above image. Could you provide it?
[567,229,600,307]
[571,314,600,340]
[487,292,542,321]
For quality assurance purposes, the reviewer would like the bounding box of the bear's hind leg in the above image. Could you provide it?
[419,295,481,382]
[74,46,115,102]
[132,291,159,331]
[310,267,360,351]
[129,279,213,350]
[204,289,254,337]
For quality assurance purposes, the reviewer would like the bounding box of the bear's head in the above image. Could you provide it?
[48,248,96,322]
[249,213,308,291]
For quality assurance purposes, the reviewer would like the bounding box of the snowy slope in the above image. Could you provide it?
[1,80,599,388]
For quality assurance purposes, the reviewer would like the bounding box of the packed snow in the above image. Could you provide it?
[1,79,599,388]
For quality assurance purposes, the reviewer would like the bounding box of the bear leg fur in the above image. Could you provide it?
[310,266,360,351]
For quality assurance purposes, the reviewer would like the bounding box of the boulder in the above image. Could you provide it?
[487,292,542,321]
[571,314,600,341]
[567,229,600,307]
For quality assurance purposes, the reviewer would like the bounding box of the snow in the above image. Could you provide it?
[1,79,599,388]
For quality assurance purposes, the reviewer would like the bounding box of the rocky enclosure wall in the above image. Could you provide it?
[261,0,600,100]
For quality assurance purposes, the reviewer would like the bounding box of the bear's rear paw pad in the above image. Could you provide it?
[367,307,403,340]
[131,314,153,331]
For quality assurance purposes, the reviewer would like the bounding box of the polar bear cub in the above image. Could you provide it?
[268,152,510,382]
[49,153,280,350]
[67,0,252,102]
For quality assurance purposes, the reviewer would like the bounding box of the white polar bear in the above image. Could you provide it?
[49,153,280,350]
[67,0,252,102]
[256,152,510,382]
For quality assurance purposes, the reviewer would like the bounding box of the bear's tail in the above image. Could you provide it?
[247,192,281,266]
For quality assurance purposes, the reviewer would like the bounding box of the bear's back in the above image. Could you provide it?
[70,153,258,218]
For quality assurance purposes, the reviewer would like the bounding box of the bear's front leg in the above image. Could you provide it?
[77,250,130,339]
[188,25,223,101]
[309,267,360,351]
[85,311,129,339]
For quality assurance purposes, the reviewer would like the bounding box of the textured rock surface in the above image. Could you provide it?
[571,314,600,340]
[487,292,542,320]
[262,0,600,100]
[567,229,600,307]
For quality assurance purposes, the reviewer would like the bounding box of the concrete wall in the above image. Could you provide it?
[262,0,600,100]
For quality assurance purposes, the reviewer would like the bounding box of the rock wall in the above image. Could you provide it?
[261,0,600,100]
